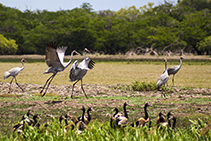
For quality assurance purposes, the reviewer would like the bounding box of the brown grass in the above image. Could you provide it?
[1,60,211,88]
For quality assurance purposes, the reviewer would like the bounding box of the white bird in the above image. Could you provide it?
[41,41,80,97]
[157,58,169,97]
[4,59,26,93]
[69,48,95,99]
[167,56,183,86]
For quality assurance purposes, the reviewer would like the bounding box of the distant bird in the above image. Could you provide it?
[157,58,169,97]
[41,41,80,97]
[69,48,95,99]
[4,59,26,93]
[167,56,184,86]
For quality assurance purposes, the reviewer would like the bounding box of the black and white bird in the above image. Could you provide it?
[69,48,95,99]
[167,56,183,86]
[41,41,80,97]
[157,58,169,97]
[4,59,26,93]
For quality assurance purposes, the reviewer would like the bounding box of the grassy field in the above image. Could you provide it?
[0,57,211,88]
[1,55,211,140]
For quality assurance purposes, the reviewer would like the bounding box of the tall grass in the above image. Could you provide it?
[1,119,211,141]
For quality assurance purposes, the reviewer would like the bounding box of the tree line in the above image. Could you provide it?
[0,0,211,55]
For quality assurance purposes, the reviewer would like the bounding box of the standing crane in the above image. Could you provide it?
[69,48,95,99]
[4,59,26,93]
[40,41,80,97]
[157,58,169,97]
[167,56,183,86]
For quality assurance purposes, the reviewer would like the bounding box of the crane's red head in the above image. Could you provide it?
[21,59,26,62]
[180,56,184,59]
[84,48,90,53]
[164,58,167,62]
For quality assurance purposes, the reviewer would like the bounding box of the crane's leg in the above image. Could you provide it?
[81,79,88,99]
[8,77,14,93]
[71,79,80,99]
[172,74,175,87]
[42,74,56,97]
[14,77,24,92]
[40,74,55,94]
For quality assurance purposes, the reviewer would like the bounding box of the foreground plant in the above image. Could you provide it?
[0,119,210,141]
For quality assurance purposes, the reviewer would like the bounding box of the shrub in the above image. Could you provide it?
[131,81,157,91]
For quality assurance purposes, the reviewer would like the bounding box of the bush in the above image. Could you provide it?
[131,81,157,91]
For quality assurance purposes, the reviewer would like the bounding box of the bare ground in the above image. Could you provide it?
[1,82,211,133]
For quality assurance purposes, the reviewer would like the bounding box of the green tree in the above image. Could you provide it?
[0,34,18,54]
[197,36,211,55]
[180,10,211,54]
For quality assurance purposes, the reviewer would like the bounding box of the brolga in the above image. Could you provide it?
[40,41,80,97]
[4,59,26,93]
[157,58,169,97]
[167,56,183,86]
[69,48,95,99]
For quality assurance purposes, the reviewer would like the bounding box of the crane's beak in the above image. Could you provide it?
[75,51,81,55]
[84,48,90,53]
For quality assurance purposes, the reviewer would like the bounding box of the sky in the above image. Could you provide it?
[0,0,178,12]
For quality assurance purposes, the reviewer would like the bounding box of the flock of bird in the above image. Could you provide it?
[156,56,183,97]
[3,41,95,98]
[13,102,176,134]
[3,40,183,98]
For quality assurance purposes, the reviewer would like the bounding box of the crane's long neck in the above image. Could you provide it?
[83,50,86,60]
[165,60,167,71]
[64,51,74,69]
[179,58,183,68]
[144,106,149,120]
[21,61,25,71]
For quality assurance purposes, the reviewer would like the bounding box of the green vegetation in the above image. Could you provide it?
[0,0,211,55]
[131,81,157,91]
[1,119,211,140]
[0,34,18,55]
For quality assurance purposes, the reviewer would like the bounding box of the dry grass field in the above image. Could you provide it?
[0,54,211,88]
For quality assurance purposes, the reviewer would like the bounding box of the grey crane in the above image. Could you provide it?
[157,58,169,97]
[4,59,26,93]
[69,48,95,99]
[41,41,80,97]
[167,56,183,86]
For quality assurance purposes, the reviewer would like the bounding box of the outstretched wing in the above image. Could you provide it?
[69,60,80,81]
[78,58,95,70]
[56,46,68,65]
[45,41,63,68]
[87,58,95,69]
